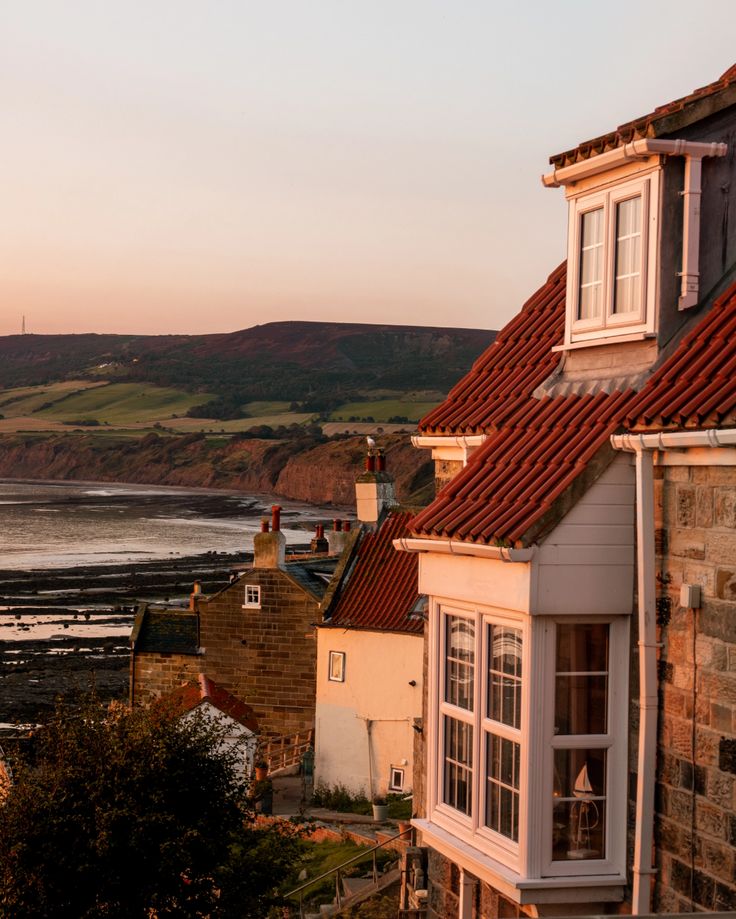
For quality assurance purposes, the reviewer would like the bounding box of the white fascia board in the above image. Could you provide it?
[542,139,727,188]
[611,429,736,452]
[394,536,535,563]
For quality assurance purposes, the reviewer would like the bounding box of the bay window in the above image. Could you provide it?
[429,604,628,887]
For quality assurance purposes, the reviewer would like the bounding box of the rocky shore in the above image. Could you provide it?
[0,550,253,726]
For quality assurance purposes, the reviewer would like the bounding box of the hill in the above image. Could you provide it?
[0,321,495,419]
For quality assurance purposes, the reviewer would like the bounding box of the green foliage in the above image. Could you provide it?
[0,697,304,918]
[310,782,371,815]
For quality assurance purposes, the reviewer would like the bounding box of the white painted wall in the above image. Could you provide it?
[315,629,423,798]
[181,701,257,781]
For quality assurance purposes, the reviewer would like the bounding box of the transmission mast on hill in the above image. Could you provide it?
[21,315,26,335]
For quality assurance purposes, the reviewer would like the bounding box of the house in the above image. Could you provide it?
[400,65,736,917]
[130,505,341,739]
[315,504,423,800]
[160,673,259,780]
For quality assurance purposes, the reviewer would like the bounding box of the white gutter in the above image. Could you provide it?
[610,427,735,913]
[612,429,736,451]
[543,138,728,312]
[394,536,534,563]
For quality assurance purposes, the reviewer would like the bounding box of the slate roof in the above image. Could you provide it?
[550,63,736,169]
[284,557,340,600]
[162,674,258,732]
[412,268,736,547]
[326,511,422,634]
[131,607,199,654]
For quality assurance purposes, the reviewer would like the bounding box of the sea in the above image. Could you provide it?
[0,479,337,570]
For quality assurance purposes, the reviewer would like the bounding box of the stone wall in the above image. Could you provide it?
[435,458,463,494]
[653,464,736,912]
[197,571,319,738]
[131,651,202,704]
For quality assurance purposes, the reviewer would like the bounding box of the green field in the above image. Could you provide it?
[329,398,439,423]
[0,381,107,417]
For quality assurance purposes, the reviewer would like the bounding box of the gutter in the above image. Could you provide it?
[543,138,728,311]
[411,434,486,450]
[394,536,534,563]
[610,427,734,913]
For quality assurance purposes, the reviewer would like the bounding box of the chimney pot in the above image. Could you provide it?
[344,520,351,532]
[333,518,342,532]
[260,518,270,533]
[376,451,386,472]
[365,454,376,472]
[271,505,281,532]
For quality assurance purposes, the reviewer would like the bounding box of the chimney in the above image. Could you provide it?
[253,505,286,568]
[355,444,395,525]
[326,518,348,556]
[189,580,202,611]
[310,523,329,554]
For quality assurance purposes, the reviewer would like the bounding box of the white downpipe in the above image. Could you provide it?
[631,447,658,915]
[679,155,704,310]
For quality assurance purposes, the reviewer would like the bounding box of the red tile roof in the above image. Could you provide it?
[419,263,566,435]
[162,674,258,732]
[412,268,736,547]
[550,64,736,169]
[327,511,422,634]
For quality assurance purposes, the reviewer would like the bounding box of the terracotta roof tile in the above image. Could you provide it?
[412,268,736,547]
[162,674,259,732]
[328,511,421,634]
[550,64,736,168]
[419,263,566,435]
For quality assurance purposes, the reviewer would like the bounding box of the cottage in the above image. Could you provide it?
[315,505,423,801]
[401,64,736,917]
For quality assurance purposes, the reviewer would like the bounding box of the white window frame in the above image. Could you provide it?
[390,766,405,791]
[328,650,346,682]
[565,170,660,346]
[426,600,629,884]
[242,584,261,609]
[432,602,528,871]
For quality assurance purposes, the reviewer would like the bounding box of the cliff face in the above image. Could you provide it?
[0,433,433,507]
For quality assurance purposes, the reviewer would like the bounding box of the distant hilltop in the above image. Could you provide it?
[0,320,496,420]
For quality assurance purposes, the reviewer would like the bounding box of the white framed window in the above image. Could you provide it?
[328,650,345,682]
[390,766,405,791]
[565,171,660,345]
[242,584,261,609]
[434,606,526,869]
[428,603,629,883]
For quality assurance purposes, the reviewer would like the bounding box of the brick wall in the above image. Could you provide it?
[653,464,736,912]
[198,571,320,738]
[131,651,202,704]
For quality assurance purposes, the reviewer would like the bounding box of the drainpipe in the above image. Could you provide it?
[610,434,658,913]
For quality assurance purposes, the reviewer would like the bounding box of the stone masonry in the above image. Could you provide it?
[197,569,320,739]
[131,652,202,705]
[653,464,736,913]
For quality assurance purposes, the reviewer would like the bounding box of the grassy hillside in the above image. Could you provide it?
[0,321,496,421]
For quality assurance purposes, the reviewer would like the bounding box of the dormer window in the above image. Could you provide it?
[566,171,659,346]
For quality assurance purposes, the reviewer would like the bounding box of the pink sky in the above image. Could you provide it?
[2,2,735,336]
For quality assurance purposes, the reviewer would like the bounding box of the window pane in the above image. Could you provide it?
[578,208,604,321]
[553,748,606,860]
[555,624,609,735]
[444,716,473,815]
[485,733,520,841]
[487,625,522,728]
[613,196,642,314]
[445,616,475,711]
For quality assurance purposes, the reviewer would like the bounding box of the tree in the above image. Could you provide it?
[0,697,304,918]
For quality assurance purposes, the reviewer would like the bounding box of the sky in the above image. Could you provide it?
[2,1,735,337]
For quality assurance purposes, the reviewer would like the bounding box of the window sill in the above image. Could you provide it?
[413,819,626,906]
[241,604,261,610]
[552,331,655,352]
